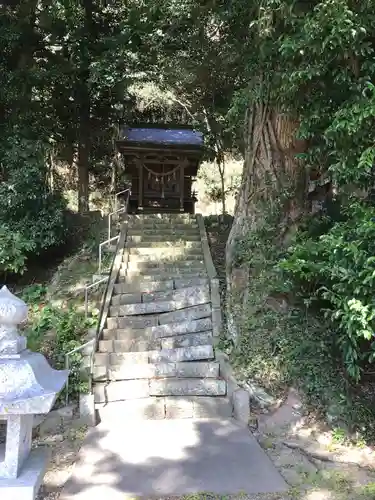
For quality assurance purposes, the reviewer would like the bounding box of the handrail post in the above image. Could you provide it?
[99,243,102,275]
[85,287,89,318]
[65,354,70,406]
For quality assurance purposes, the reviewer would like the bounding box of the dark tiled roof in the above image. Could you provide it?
[121,127,204,147]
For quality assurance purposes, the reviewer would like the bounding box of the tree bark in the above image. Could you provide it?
[77,0,94,213]
[225,100,308,341]
[77,121,90,213]
[217,157,226,215]
[227,101,307,257]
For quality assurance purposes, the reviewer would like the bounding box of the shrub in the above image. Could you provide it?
[0,226,34,275]
[22,284,96,402]
[281,202,375,382]
[0,137,67,274]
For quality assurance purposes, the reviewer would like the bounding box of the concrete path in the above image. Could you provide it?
[61,418,287,499]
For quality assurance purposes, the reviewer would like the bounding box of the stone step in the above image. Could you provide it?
[110,285,210,315]
[106,315,159,330]
[106,303,212,330]
[119,271,208,281]
[149,378,226,397]
[128,228,199,236]
[149,345,214,363]
[111,285,208,307]
[94,377,226,403]
[97,344,214,367]
[127,234,201,243]
[126,252,204,263]
[125,259,205,270]
[94,380,149,403]
[128,245,202,256]
[99,332,213,354]
[96,396,232,420]
[95,344,214,368]
[126,240,202,249]
[99,338,161,353]
[128,223,199,231]
[113,277,208,294]
[162,331,213,349]
[93,361,219,382]
[122,265,206,277]
[109,297,210,318]
[102,317,213,339]
[158,303,212,325]
[111,284,208,306]
[114,279,173,294]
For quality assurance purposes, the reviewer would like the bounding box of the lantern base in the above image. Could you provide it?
[0,447,50,500]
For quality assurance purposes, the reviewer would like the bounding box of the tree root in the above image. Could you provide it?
[282,441,375,473]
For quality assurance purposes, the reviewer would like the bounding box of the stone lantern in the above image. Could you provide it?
[0,286,68,500]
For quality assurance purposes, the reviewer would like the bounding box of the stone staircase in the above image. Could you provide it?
[92,213,231,420]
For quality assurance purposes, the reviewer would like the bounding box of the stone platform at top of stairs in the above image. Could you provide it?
[127,223,199,232]
[127,226,199,234]
[60,418,288,499]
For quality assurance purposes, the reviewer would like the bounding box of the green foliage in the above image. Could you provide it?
[0,226,33,275]
[0,138,67,259]
[217,0,375,438]
[22,284,96,402]
[281,204,375,382]
[230,221,375,440]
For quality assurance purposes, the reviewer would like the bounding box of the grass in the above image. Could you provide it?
[17,212,117,403]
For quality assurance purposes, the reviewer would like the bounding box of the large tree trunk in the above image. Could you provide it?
[77,119,90,213]
[77,80,90,212]
[226,101,308,341]
[77,0,94,213]
[217,157,226,215]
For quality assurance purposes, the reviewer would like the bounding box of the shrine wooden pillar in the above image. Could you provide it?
[137,157,143,211]
[179,164,184,212]
[180,157,188,212]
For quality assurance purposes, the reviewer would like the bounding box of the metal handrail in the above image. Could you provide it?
[64,188,131,407]
[108,188,130,238]
[84,277,108,318]
[64,339,95,406]
[115,188,131,212]
[98,235,120,275]
[91,188,130,364]
[107,206,126,240]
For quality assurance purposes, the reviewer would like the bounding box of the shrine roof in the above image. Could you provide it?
[119,126,204,149]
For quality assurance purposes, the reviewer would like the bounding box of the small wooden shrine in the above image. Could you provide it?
[116,125,204,213]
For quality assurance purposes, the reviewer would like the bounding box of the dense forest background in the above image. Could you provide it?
[2,0,375,437]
